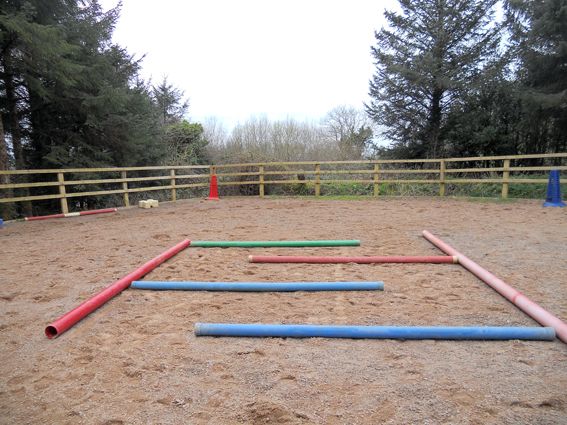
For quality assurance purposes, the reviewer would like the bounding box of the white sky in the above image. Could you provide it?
[99,0,396,130]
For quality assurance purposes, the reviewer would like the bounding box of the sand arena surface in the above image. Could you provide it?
[0,197,566,424]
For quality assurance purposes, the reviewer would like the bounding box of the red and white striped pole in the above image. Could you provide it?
[25,208,117,221]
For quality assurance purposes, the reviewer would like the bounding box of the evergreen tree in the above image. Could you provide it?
[0,0,80,169]
[152,77,189,126]
[505,0,567,155]
[366,0,502,158]
[0,0,166,171]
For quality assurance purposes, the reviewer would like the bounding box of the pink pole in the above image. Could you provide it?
[248,255,457,264]
[45,239,191,339]
[423,230,567,343]
[25,208,117,221]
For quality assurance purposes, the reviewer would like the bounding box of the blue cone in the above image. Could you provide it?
[543,170,566,207]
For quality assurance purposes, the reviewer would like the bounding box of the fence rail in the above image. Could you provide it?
[1,153,566,217]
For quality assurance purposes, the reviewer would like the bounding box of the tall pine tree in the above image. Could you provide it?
[152,77,189,126]
[366,0,502,158]
[0,0,166,171]
[505,0,567,155]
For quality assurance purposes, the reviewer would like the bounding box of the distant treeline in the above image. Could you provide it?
[366,0,566,160]
[1,1,566,185]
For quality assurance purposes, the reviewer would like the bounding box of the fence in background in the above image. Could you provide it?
[1,153,566,217]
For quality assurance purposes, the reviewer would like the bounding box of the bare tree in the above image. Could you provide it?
[322,106,374,159]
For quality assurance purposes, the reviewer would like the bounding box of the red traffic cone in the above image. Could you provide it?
[207,174,220,200]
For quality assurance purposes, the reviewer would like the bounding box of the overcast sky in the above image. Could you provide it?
[99,0,396,129]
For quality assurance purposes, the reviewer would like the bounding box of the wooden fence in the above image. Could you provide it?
[1,153,566,216]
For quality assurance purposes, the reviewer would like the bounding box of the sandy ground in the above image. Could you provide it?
[0,197,566,424]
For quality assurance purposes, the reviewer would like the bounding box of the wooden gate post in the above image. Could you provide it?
[121,171,130,207]
[373,163,380,197]
[502,159,510,198]
[315,164,321,197]
[57,172,69,214]
[170,169,177,201]
[439,160,446,197]
[259,165,265,198]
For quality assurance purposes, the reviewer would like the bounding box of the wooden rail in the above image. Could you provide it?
[0,165,210,215]
[0,154,566,216]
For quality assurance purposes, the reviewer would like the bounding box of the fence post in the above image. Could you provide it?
[373,163,380,197]
[57,172,69,214]
[502,159,510,198]
[170,169,177,202]
[121,171,130,207]
[439,160,446,197]
[315,163,321,197]
[259,165,265,198]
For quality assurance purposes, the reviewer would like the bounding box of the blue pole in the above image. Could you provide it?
[131,281,384,291]
[194,323,556,341]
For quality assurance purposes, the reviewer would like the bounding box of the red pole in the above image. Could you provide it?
[248,255,457,264]
[79,208,118,216]
[25,208,118,221]
[423,230,567,343]
[25,213,66,221]
[45,239,191,339]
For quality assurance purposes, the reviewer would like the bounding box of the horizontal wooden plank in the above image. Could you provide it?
[0,181,61,189]
[446,165,566,173]
[445,168,505,173]
[378,169,440,174]
[217,181,259,186]
[173,183,209,189]
[444,179,503,184]
[169,174,208,179]
[445,153,567,162]
[504,179,552,184]
[216,172,261,177]
[0,165,211,175]
[259,179,441,185]
[65,188,136,198]
[509,166,567,172]
[310,169,373,175]
[65,176,170,185]
[0,193,63,203]
[444,178,563,184]
[259,169,441,176]
[263,180,310,185]
[264,170,314,176]
[371,180,440,184]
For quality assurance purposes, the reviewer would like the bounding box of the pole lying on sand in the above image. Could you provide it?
[423,230,567,344]
[25,208,118,221]
[248,255,457,264]
[190,240,361,248]
[131,281,384,291]
[45,239,191,339]
[194,323,555,341]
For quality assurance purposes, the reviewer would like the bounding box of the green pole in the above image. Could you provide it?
[190,240,361,248]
